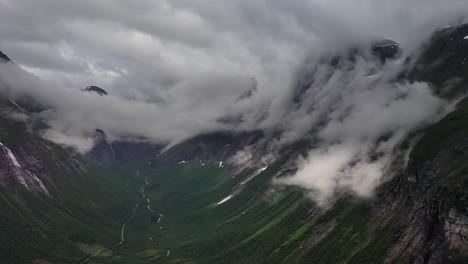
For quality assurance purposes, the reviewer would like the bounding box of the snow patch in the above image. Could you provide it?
[258,166,268,173]
[16,172,30,190]
[0,142,51,195]
[216,195,233,205]
[26,171,50,196]
[464,35,468,40]
[0,142,21,168]
[240,166,268,186]
[0,142,30,190]
[9,99,26,112]
[109,143,117,159]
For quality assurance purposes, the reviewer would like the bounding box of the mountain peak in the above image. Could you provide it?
[83,86,108,96]
[0,51,12,63]
[371,39,401,62]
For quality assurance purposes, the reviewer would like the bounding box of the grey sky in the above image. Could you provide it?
[1,0,467,102]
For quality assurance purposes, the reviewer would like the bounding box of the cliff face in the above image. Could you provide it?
[368,23,468,263]
[0,50,11,62]
[0,140,50,195]
[379,98,468,263]
[407,23,468,96]
[370,102,468,263]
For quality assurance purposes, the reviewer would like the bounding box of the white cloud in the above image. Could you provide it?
[276,55,450,206]
[0,0,466,204]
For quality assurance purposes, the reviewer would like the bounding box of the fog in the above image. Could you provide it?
[274,55,450,206]
[0,0,467,205]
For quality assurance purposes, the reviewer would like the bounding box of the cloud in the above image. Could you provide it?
[0,1,467,201]
[0,63,263,152]
[275,54,450,206]
[2,1,465,109]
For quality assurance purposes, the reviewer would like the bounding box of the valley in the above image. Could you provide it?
[0,20,468,264]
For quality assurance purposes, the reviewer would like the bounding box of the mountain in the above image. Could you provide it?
[0,23,468,264]
[83,86,108,96]
[371,39,401,62]
[0,51,11,63]
[407,23,468,96]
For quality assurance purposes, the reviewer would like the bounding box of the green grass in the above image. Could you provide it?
[5,97,468,263]
[411,97,468,162]
[0,145,401,264]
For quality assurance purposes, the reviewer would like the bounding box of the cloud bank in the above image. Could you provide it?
[275,55,449,206]
[0,63,262,152]
[0,0,467,204]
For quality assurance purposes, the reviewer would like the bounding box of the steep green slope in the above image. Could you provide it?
[78,98,468,264]
[0,118,142,263]
[3,98,468,264]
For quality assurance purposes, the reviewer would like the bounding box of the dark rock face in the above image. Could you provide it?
[87,138,162,169]
[0,140,50,195]
[151,131,264,169]
[86,128,163,168]
[408,23,468,95]
[84,86,108,96]
[372,39,401,62]
[374,98,468,263]
[0,51,11,63]
[292,38,401,104]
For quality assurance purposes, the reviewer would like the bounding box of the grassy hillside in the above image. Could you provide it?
[2,96,468,263]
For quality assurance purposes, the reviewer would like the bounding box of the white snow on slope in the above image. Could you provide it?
[258,166,268,173]
[0,141,50,195]
[240,166,268,186]
[26,171,50,196]
[9,99,26,112]
[0,141,29,189]
[216,195,232,205]
[1,142,21,168]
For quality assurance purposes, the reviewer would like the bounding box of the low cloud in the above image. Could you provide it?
[0,63,262,152]
[275,55,450,206]
[0,1,467,203]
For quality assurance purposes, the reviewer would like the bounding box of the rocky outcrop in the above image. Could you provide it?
[151,131,264,169]
[86,129,162,168]
[372,39,401,63]
[445,209,468,252]
[407,23,468,95]
[376,97,468,263]
[0,50,11,62]
[83,85,108,96]
[0,141,49,195]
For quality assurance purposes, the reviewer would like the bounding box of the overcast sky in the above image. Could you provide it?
[1,0,467,101]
